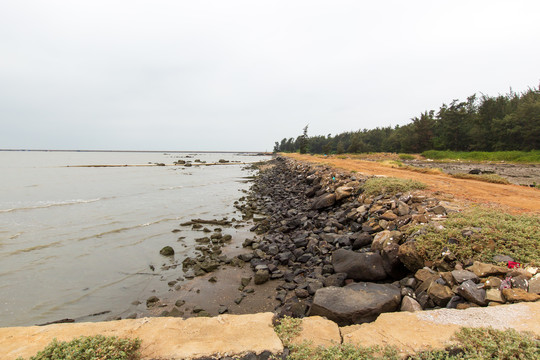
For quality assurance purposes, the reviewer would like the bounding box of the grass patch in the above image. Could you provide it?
[362,177,427,196]
[274,317,539,360]
[451,173,510,184]
[422,150,540,163]
[412,207,540,266]
[415,327,539,359]
[399,153,416,160]
[16,335,141,360]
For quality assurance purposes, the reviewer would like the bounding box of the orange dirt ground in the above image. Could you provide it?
[284,153,540,215]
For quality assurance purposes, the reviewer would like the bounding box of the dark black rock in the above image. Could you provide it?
[332,249,387,281]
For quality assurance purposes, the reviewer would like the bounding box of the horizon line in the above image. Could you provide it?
[0,149,271,154]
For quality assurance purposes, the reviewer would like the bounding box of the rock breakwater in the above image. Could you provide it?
[234,157,539,325]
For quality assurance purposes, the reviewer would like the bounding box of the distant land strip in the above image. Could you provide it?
[0,149,269,154]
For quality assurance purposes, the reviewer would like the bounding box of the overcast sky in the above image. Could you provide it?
[1,1,539,151]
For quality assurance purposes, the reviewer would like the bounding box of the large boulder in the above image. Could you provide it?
[309,283,401,326]
[332,249,387,281]
[381,243,408,279]
[397,241,424,272]
[311,193,336,210]
[371,230,401,252]
[335,186,354,201]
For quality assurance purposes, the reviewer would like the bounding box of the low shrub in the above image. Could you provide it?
[399,153,416,160]
[362,177,427,196]
[275,317,540,360]
[17,335,141,360]
[412,207,540,266]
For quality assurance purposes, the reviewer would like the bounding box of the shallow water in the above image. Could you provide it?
[0,151,268,327]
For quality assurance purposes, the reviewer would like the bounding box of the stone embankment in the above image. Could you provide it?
[2,303,539,359]
[234,157,539,325]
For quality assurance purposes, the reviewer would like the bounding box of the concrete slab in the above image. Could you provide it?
[0,313,283,360]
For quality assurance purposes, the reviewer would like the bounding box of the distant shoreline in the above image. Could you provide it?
[0,149,270,154]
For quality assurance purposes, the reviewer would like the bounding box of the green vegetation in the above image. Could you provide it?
[415,328,540,360]
[362,177,427,196]
[275,317,540,360]
[422,150,540,163]
[399,153,416,160]
[16,335,141,360]
[274,86,540,155]
[451,173,510,185]
[412,207,540,266]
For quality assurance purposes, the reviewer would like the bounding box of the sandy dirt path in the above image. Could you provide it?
[285,154,540,214]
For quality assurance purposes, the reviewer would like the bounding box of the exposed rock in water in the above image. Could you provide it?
[159,246,175,256]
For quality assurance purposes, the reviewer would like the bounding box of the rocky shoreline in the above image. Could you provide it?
[130,156,539,325]
[229,156,539,325]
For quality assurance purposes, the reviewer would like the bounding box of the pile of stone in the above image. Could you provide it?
[235,157,539,326]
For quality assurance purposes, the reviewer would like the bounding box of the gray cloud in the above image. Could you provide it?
[1,1,539,151]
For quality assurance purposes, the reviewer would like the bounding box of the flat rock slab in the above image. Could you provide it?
[292,316,341,348]
[342,302,540,356]
[0,313,283,360]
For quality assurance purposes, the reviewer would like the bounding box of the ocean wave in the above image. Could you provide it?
[6,240,63,256]
[0,198,104,213]
[159,185,184,191]
[75,217,179,242]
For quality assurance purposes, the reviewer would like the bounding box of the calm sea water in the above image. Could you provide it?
[0,151,269,327]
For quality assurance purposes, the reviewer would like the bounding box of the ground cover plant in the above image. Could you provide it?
[16,335,141,360]
[450,173,510,184]
[422,150,540,163]
[412,207,540,266]
[275,317,540,360]
[361,177,427,196]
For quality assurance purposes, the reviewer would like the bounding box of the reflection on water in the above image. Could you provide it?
[0,151,268,326]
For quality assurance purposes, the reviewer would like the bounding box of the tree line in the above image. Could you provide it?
[274,85,540,154]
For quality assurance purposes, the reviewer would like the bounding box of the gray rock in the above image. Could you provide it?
[400,296,422,312]
[427,283,454,307]
[169,307,184,317]
[254,269,270,285]
[146,296,159,307]
[332,249,387,281]
[381,243,407,279]
[451,270,479,284]
[493,254,515,263]
[309,283,401,326]
[335,186,354,201]
[529,277,540,294]
[397,201,410,216]
[397,241,424,272]
[295,288,310,298]
[311,193,336,210]
[307,279,324,295]
[159,246,175,256]
[323,273,347,287]
[511,276,529,290]
[371,230,400,252]
[456,280,487,306]
[429,205,446,215]
[351,232,372,249]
